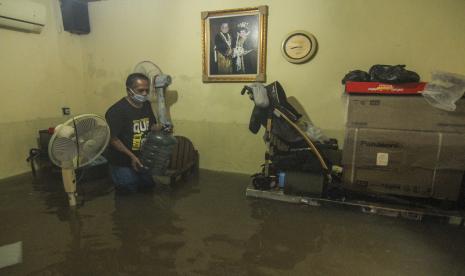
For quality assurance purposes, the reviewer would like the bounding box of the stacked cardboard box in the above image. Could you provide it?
[342,95,465,201]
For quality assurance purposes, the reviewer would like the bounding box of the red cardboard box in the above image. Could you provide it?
[345,81,427,95]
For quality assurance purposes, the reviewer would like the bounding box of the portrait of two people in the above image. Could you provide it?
[210,15,259,75]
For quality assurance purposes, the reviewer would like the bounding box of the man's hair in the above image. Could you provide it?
[126,73,149,89]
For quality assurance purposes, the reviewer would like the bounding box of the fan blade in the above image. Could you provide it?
[78,126,109,164]
[134,61,162,94]
[79,126,108,150]
[79,142,105,161]
[75,117,97,137]
[80,139,99,157]
[51,137,77,162]
[79,125,106,140]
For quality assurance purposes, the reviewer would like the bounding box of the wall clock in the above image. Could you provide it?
[281,30,317,64]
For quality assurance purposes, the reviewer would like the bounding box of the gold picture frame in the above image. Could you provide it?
[201,6,268,83]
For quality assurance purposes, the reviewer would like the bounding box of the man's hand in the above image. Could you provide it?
[163,125,174,133]
[110,137,146,172]
[151,123,173,133]
[151,123,163,132]
[131,156,144,172]
[110,138,143,171]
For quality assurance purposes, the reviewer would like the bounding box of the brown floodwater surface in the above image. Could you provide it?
[0,170,465,275]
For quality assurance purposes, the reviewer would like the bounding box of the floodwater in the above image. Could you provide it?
[1,170,465,275]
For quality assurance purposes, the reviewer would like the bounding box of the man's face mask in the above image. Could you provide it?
[128,87,149,103]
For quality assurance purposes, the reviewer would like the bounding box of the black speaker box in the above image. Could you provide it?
[60,0,90,34]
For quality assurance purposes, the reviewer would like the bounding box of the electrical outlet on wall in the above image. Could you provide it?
[62,107,71,115]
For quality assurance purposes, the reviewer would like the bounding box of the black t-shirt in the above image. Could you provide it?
[105,97,156,167]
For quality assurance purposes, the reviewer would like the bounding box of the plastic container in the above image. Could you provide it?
[278,172,286,188]
[139,131,177,176]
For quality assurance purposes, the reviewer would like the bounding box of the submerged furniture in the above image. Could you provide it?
[165,136,199,185]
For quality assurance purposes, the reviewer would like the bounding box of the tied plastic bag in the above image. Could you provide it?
[295,119,329,143]
[368,64,420,84]
[422,71,465,111]
[305,123,328,143]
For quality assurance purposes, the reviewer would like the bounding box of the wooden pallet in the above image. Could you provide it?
[246,186,465,226]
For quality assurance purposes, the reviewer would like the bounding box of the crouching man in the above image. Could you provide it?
[105,73,160,194]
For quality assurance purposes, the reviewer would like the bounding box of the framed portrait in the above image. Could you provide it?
[201,6,268,83]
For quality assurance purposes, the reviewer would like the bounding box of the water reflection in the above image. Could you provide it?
[26,171,199,275]
[1,170,464,275]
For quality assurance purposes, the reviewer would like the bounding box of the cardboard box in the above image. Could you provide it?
[345,81,427,95]
[342,128,465,201]
[346,95,465,132]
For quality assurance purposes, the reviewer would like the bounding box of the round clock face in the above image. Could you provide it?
[282,31,317,64]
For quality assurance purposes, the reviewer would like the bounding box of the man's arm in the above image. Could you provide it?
[110,137,143,171]
[151,123,161,132]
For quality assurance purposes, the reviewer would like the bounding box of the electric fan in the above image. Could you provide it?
[48,114,110,206]
[133,61,177,175]
[134,61,172,127]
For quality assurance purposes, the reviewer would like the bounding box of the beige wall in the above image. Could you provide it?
[81,0,465,174]
[0,0,87,178]
[2,0,465,179]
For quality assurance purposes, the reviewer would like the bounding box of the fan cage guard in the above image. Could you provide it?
[48,114,110,169]
[134,60,162,99]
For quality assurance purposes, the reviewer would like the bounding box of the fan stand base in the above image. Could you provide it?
[61,168,77,207]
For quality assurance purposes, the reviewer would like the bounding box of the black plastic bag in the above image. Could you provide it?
[341,70,370,84]
[369,64,420,83]
[249,105,267,134]
[252,173,273,190]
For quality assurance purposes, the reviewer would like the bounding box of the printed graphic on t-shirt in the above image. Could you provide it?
[132,118,150,150]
